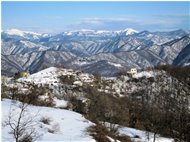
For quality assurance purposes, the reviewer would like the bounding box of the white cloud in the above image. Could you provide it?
[17,15,189,33]
[153,14,190,18]
[65,17,142,31]
[82,17,140,24]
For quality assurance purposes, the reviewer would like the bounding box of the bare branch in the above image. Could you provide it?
[4,101,41,142]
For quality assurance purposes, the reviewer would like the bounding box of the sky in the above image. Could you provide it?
[2,1,190,33]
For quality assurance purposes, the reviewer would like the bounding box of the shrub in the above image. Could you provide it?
[87,123,131,142]
[59,75,75,85]
[87,124,111,142]
[16,84,55,107]
[18,134,33,142]
[1,84,10,99]
[48,128,55,134]
[48,123,60,134]
[40,116,52,125]
[68,96,88,114]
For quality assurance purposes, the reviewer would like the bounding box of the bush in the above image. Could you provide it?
[59,75,75,85]
[40,116,52,125]
[87,124,112,142]
[87,124,131,142]
[68,96,88,114]
[18,134,33,142]
[16,84,55,107]
[1,84,10,99]
[48,129,55,134]
[48,123,60,134]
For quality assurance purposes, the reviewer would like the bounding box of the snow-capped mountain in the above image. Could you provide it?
[62,28,138,36]
[123,28,138,35]
[1,28,190,76]
[2,29,50,41]
[4,29,41,37]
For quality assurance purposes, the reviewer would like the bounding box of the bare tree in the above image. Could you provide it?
[3,101,40,142]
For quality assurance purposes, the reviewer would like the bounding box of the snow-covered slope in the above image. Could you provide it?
[2,99,95,142]
[2,98,175,142]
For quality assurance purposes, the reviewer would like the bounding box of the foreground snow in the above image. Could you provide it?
[2,99,175,142]
[2,99,95,142]
[119,126,174,142]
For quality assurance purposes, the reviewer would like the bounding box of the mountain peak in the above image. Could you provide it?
[123,28,138,35]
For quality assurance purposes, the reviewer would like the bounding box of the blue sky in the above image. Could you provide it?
[2,1,190,33]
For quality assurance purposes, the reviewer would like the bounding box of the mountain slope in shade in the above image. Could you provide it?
[173,43,190,66]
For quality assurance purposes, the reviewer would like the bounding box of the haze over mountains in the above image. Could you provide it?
[1,28,190,76]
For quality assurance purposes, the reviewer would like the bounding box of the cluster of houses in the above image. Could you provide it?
[10,67,138,114]
[14,68,138,80]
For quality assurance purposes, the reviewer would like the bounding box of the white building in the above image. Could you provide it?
[127,68,137,75]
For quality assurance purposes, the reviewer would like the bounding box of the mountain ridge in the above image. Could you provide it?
[1,28,190,76]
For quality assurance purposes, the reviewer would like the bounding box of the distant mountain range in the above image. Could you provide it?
[1,28,190,76]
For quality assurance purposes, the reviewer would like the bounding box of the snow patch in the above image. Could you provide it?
[53,97,68,108]
[119,126,173,142]
[133,71,154,79]
[184,62,190,66]
[108,62,123,68]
